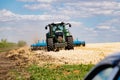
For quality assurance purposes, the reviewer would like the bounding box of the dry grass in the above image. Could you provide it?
[33,42,120,65]
[5,42,120,66]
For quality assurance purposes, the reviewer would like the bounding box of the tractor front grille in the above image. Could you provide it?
[54,42,67,48]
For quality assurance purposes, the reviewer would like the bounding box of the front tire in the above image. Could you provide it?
[65,36,74,50]
[47,38,54,51]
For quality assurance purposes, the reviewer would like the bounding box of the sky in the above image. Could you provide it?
[0,0,120,44]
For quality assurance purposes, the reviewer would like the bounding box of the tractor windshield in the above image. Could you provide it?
[58,25,64,31]
[53,25,64,31]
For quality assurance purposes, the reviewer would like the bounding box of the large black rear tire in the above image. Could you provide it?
[82,41,85,47]
[66,36,74,50]
[47,38,54,51]
[82,43,85,47]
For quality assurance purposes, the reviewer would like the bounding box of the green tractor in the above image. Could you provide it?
[45,22,74,51]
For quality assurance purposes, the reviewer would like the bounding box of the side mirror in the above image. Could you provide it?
[45,26,47,30]
[66,23,71,27]
[69,24,71,27]
[61,22,64,25]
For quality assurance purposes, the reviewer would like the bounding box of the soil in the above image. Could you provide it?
[0,42,120,79]
[0,52,16,80]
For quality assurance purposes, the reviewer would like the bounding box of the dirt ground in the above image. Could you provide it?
[0,42,120,79]
[35,42,120,64]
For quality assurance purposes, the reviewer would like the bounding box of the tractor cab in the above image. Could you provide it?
[53,25,64,42]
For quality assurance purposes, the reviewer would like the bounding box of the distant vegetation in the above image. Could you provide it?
[17,40,27,47]
[0,39,27,52]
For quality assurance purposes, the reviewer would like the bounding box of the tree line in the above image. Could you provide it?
[0,39,27,48]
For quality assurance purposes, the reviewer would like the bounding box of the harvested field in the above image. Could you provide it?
[4,42,120,66]
[0,42,120,79]
[35,42,120,65]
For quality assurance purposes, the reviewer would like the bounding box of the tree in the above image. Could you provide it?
[1,39,7,44]
[17,40,27,47]
[0,39,8,47]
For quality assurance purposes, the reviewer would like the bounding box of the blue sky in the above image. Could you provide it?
[0,0,120,44]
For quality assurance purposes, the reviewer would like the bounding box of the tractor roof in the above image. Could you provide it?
[48,22,65,26]
[47,22,71,27]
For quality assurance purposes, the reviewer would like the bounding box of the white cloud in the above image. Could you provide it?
[36,0,55,3]
[17,0,55,3]
[0,9,15,17]
[0,9,70,22]
[1,0,120,43]
[24,3,52,10]
[1,9,120,43]
[0,9,71,44]
[90,17,120,42]
[95,18,119,31]
[66,21,83,27]
[0,9,16,22]
[97,18,120,30]
[65,1,120,16]
[0,27,14,31]
[97,26,111,30]
[21,0,120,17]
